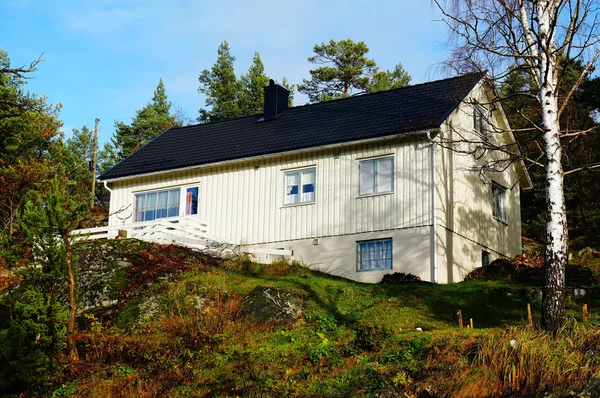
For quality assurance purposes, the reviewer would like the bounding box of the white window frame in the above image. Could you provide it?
[134,183,201,222]
[284,167,316,205]
[473,103,489,141]
[134,188,181,222]
[180,185,200,216]
[356,238,393,272]
[491,183,507,223]
[358,156,394,196]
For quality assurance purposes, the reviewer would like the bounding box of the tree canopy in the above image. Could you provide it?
[298,39,411,102]
[100,78,180,172]
[198,43,294,122]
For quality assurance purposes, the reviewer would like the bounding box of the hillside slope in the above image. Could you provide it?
[2,239,600,397]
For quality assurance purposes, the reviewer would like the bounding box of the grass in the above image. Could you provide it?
[6,241,600,397]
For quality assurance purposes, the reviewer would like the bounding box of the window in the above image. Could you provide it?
[359,157,394,196]
[482,250,490,267]
[491,184,507,222]
[135,188,180,222]
[284,168,315,205]
[185,187,199,215]
[473,104,488,140]
[357,238,393,271]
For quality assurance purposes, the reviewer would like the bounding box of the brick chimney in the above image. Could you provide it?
[263,79,289,120]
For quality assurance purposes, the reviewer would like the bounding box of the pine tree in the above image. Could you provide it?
[198,41,242,122]
[281,77,295,108]
[298,39,378,102]
[20,175,91,363]
[239,52,270,116]
[100,78,179,171]
[369,63,411,93]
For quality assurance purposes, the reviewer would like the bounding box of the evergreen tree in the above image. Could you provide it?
[298,39,377,102]
[369,63,411,93]
[239,52,269,116]
[198,41,242,122]
[0,48,64,242]
[100,78,179,172]
[281,77,295,108]
[20,176,90,363]
[299,39,411,102]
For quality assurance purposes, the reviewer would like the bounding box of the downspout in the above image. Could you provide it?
[427,131,438,283]
[102,180,114,227]
[102,180,113,194]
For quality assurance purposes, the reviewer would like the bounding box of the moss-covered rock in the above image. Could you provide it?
[241,286,303,323]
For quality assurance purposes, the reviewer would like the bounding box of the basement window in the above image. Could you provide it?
[482,250,490,267]
[284,168,316,205]
[359,156,394,196]
[491,183,507,223]
[135,188,180,222]
[357,238,393,272]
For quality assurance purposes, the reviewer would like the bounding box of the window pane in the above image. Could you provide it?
[135,194,144,222]
[492,185,506,222]
[186,187,198,215]
[357,239,392,271]
[145,192,156,221]
[360,161,375,195]
[301,169,315,202]
[168,189,180,217]
[285,171,300,204]
[158,191,169,219]
[377,158,393,193]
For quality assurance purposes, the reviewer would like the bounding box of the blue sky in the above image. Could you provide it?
[1,0,449,145]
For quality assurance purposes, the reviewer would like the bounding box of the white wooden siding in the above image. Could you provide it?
[108,138,432,245]
[435,82,523,265]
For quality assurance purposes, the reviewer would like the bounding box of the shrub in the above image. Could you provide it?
[222,253,252,273]
[353,320,392,352]
[0,286,67,394]
[305,310,338,333]
[464,258,521,281]
[380,272,422,284]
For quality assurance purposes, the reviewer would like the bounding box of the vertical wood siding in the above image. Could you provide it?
[109,139,432,245]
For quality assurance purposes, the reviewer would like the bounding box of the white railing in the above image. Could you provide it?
[71,216,209,246]
[71,216,292,263]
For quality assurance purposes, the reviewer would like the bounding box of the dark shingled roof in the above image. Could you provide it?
[100,73,484,180]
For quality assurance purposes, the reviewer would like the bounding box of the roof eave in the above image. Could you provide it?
[100,128,440,183]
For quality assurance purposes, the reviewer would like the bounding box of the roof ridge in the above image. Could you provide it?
[168,72,485,132]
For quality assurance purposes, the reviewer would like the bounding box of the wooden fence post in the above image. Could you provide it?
[457,309,463,328]
[583,304,588,323]
[470,318,474,329]
[527,303,533,327]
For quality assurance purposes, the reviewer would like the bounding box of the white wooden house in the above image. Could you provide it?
[92,74,532,283]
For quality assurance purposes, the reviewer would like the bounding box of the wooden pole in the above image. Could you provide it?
[470,318,474,329]
[91,118,99,208]
[527,303,533,327]
[583,304,588,322]
[457,309,463,328]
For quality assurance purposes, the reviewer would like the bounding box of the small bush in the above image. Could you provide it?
[354,320,392,352]
[380,272,422,284]
[305,310,338,333]
[222,253,252,273]
[464,258,521,281]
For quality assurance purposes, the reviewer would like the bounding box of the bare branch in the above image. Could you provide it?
[563,163,600,175]
[0,53,45,78]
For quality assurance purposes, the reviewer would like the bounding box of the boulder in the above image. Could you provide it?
[241,286,302,323]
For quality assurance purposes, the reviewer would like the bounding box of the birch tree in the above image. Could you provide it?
[433,0,600,331]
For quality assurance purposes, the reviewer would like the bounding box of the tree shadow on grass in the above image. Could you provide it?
[371,280,541,328]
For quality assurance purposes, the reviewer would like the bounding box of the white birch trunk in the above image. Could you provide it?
[537,1,568,331]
